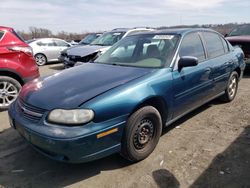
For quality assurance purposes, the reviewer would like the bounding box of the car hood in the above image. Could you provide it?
[20,63,154,110]
[226,35,250,43]
[64,45,79,51]
[67,45,110,57]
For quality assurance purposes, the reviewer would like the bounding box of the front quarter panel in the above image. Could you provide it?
[82,68,174,124]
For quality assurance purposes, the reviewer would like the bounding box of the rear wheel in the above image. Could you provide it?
[220,71,238,102]
[121,106,162,162]
[0,76,21,110]
[35,54,47,66]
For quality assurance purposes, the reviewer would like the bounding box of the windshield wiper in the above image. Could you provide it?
[111,63,129,67]
[93,43,111,46]
[96,44,107,46]
[79,42,88,45]
[95,62,128,67]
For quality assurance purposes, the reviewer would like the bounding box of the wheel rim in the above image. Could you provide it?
[36,55,46,65]
[133,119,154,150]
[0,81,19,107]
[228,76,237,98]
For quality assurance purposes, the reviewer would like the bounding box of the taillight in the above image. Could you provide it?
[7,46,33,56]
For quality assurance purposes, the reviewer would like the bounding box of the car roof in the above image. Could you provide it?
[88,33,102,35]
[35,38,66,41]
[233,23,250,27]
[111,28,130,32]
[0,26,13,31]
[135,28,219,36]
[111,27,153,33]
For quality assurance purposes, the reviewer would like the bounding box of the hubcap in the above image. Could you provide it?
[228,76,237,98]
[133,119,154,150]
[36,55,46,65]
[0,81,18,107]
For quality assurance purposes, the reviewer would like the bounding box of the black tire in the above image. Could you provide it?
[121,106,162,162]
[220,71,239,102]
[0,76,21,110]
[35,53,47,66]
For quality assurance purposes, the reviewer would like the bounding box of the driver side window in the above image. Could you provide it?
[180,33,206,62]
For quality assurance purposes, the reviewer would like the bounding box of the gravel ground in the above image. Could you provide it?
[0,63,249,188]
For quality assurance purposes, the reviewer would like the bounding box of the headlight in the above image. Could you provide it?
[48,109,94,125]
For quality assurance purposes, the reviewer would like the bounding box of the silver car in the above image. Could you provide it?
[28,38,71,66]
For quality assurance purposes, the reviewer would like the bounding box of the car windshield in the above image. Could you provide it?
[91,32,125,46]
[229,24,250,36]
[79,34,100,45]
[95,34,180,68]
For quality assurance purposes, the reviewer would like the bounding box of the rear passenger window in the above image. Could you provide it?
[37,40,56,46]
[0,31,4,40]
[179,33,206,62]
[55,40,69,47]
[203,32,225,58]
[37,41,46,46]
[47,41,56,46]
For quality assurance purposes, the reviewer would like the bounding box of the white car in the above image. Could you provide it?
[28,38,71,66]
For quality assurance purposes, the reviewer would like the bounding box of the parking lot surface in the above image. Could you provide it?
[0,63,250,188]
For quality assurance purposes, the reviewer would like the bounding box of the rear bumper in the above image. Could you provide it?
[8,102,126,163]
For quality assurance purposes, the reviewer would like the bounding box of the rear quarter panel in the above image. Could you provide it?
[0,30,39,79]
[231,47,245,78]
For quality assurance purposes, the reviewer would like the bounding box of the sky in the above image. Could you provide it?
[0,0,249,33]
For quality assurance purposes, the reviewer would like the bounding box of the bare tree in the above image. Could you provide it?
[28,27,52,38]
[17,23,249,42]
[17,27,90,41]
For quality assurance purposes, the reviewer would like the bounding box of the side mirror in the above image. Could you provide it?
[224,34,228,37]
[178,56,198,71]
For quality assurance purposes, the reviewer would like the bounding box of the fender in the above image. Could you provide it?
[0,67,24,84]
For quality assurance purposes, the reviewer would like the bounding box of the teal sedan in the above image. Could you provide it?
[9,28,245,163]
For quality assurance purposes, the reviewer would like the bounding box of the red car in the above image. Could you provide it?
[226,24,250,68]
[0,26,39,110]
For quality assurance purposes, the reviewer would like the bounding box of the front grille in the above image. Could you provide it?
[61,52,67,57]
[68,52,99,63]
[68,55,82,62]
[17,99,46,122]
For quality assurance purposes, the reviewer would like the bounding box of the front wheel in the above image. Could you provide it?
[220,71,239,102]
[121,106,162,162]
[0,76,21,110]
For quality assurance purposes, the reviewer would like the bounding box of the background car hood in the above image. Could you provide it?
[20,63,154,110]
[67,45,110,57]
